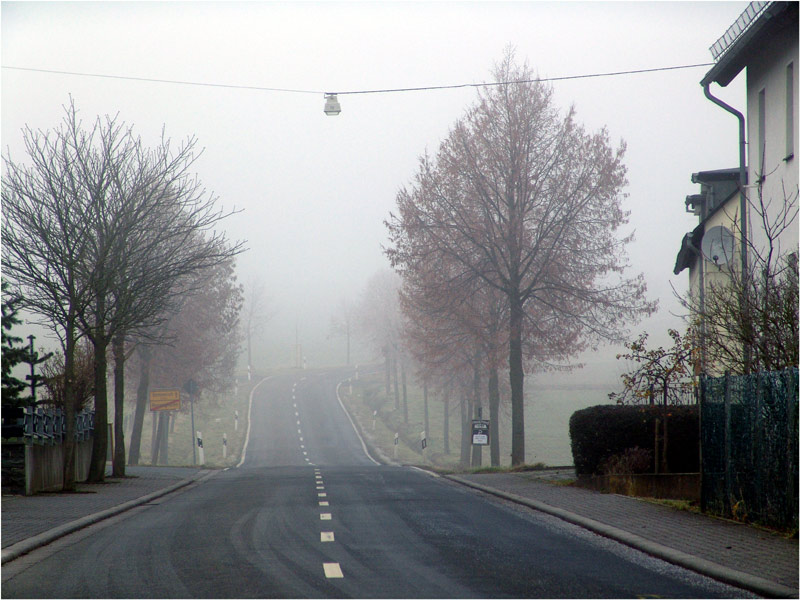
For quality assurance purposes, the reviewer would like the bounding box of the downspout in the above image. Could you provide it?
[703,83,748,277]
[703,82,751,373]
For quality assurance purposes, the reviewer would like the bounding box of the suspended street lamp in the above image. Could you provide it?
[324,93,341,116]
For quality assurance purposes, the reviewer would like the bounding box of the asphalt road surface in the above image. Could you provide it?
[2,368,748,598]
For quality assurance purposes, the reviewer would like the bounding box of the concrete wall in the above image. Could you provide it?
[24,440,93,495]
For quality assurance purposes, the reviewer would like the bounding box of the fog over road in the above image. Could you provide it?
[3,368,746,598]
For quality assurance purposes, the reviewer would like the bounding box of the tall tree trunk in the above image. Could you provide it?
[423,380,429,443]
[346,321,351,366]
[247,326,252,381]
[471,355,482,468]
[150,408,159,463]
[128,346,151,465]
[62,315,78,491]
[401,362,408,424]
[509,294,525,466]
[88,312,108,482]
[112,335,126,477]
[488,368,501,466]
[460,395,470,467]
[393,353,400,411]
[443,394,450,454]
[384,347,391,395]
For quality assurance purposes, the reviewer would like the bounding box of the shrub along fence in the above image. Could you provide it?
[569,404,699,476]
[700,368,798,529]
[1,405,95,495]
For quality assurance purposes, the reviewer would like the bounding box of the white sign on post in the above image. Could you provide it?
[471,420,490,446]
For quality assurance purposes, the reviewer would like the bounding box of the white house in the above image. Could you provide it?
[674,1,798,373]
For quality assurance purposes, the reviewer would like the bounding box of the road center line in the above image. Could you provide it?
[320,531,335,542]
[323,562,343,578]
[320,513,332,520]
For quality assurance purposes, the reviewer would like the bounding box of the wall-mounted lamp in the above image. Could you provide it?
[324,93,341,116]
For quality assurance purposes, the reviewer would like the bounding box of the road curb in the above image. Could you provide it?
[1,469,216,565]
[445,474,797,599]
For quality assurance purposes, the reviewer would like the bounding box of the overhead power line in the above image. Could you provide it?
[2,62,714,97]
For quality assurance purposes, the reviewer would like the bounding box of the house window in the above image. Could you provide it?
[758,88,766,180]
[786,62,794,161]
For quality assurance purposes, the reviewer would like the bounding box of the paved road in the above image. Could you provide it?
[2,368,748,598]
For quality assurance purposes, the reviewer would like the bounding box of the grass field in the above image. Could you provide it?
[340,369,615,470]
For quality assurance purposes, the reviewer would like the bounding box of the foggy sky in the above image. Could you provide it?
[2,1,749,384]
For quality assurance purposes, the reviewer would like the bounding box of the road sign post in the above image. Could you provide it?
[471,420,490,446]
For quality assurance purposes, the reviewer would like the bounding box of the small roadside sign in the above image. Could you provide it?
[150,389,181,412]
[471,420,489,446]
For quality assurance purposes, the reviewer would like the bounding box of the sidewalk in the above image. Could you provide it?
[447,471,798,599]
[1,465,211,563]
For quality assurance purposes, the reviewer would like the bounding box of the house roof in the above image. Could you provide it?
[674,222,705,275]
[673,168,740,275]
[701,1,798,87]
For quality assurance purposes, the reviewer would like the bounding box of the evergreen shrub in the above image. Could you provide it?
[569,404,699,475]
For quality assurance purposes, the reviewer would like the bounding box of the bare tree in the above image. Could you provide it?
[329,299,357,366]
[242,277,274,380]
[357,270,404,398]
[680,178,798,375]
[3,103,101,490]
[4,99,244,481]
[387,49,654,465]
[127,258,244,466]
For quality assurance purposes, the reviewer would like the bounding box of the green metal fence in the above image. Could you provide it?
[700,368,798,529]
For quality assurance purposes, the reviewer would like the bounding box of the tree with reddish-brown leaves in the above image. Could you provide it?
[386,49,654,465]
[126,258,243,466]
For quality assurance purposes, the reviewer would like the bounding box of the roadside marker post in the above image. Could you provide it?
[394,432,399,460]
[196,431,205,465]
[223,432,227,459]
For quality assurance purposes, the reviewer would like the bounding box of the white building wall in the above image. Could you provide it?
[746,27,799,262]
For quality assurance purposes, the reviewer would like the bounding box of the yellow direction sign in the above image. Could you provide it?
[150,389,181,412]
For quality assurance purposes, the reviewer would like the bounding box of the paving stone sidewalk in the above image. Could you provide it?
[452,471,798,597]
[1,466,205,549]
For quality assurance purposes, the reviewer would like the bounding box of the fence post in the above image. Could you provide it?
[787,369,797,528]
[723,371,732,518]
[699,374,705,513]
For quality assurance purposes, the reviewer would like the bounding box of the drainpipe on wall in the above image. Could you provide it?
[702,82,751,373]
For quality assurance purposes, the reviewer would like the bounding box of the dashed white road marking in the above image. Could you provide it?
[323,563,343,578]
[316,485,325,490]
[320,513,332,520]
[319,501,329,506]
[318,492,327,497]
[321,531,335,542]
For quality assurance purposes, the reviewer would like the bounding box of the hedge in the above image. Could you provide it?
[569,404,699,475]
